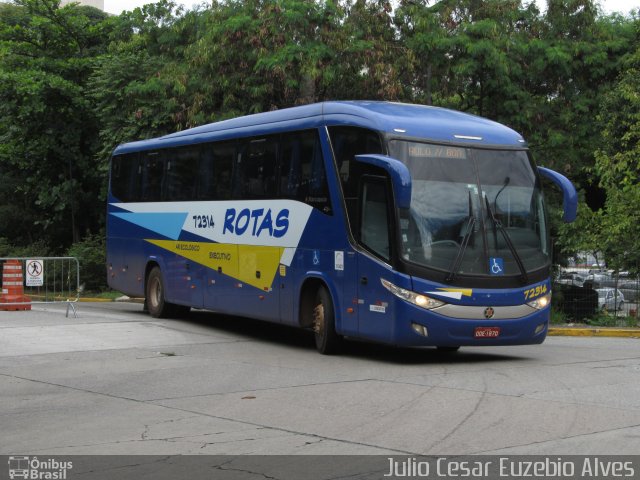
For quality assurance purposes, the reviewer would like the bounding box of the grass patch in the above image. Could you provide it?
[550,308,571,325]
[83,290,124,300]
[585,313,639,328]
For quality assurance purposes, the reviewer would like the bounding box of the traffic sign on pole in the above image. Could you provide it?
[25,259,44,287]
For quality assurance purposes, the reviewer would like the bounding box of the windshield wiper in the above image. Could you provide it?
[446,191,476,282]
[484,195,528,283]
[490,177,510,247]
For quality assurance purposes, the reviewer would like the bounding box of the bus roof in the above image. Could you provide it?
[113,101,526,155]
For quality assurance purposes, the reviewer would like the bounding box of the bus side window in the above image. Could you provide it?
[328,126,384,196]
[198,141,234,200]
[280,136,302,197]
[111,153,141,202]
[359,175,391,261]
[197,147,216,200]
[328,126,384,226]
[280,130,332,214]
[164,146,198,201]
[234,137,277,199]
[141,152,164,202]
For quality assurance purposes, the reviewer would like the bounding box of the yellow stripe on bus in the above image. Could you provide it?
[146,239,283,291]
[437,288,473,297]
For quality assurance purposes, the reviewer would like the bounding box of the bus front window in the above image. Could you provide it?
[388,140,550,278]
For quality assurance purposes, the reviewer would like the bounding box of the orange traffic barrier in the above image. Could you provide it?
[0,260,31,311]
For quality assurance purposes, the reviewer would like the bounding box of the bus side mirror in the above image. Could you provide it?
[538,167,577,223]
[355,154,412,210]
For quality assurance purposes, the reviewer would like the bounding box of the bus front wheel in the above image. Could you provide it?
[313,286,341,355]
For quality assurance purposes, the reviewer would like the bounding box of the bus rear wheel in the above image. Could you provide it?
[146,266,190,318]
[146,267,169,318]
[313,286,341,355]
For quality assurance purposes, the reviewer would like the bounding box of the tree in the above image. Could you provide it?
[329,0,407,100]
[182,0,343,117]
[556,14,640,272]
[0,0,111,247]
[527,1,631,179]
[90,1,199,159]
[591,23,640,272]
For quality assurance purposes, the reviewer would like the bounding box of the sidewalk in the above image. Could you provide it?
[548,325,640,338]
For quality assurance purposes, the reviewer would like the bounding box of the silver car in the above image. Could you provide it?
[557,272,586,287]
[596,288,625,311]
[618,281,639,303]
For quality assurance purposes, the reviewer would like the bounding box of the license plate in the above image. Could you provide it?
[474,326,501,338]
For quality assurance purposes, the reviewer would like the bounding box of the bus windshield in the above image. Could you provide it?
[388,140,549,277]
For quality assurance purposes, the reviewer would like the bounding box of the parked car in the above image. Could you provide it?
[557,272,586,287]
[618,282,639,303]
[587,273,614,287]
[596,288,625,311]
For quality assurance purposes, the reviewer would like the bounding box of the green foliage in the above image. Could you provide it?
[187,0,342,115]
[557,199,603,263]
[89,0,208,161]
[550,306,571,324]
[332,0,406,100]
[65,233,106,291]
[0,0,112,248]
[577,21,640,273]
[585,313,639,328]
[0,237,54,258]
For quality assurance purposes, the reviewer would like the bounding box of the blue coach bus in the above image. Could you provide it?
[107,101,577,354]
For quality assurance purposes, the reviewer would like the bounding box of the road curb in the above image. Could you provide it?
[548,326,640,338]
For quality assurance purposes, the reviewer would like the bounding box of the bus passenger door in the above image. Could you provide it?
[356,176,397,341]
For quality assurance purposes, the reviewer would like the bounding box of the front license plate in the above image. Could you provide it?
[474,326,501,338]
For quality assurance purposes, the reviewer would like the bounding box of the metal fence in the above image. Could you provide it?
[553,276,640,326]
[0,257,80,317]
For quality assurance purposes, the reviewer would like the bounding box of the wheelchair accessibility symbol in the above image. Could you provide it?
[490,257,504,276]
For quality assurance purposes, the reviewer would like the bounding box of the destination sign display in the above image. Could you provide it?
[408,145,467,159]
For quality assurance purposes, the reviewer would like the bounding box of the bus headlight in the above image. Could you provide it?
[381,278,445,309]
[527,293,551,310]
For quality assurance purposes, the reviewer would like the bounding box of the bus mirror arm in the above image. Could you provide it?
[537,167,577,223]
[355,154,412,210]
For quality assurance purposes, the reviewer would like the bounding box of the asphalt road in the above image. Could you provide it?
[1,302,639,455]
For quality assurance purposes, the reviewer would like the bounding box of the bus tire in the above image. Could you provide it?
[313,286,341,355]
[146,266,171,318]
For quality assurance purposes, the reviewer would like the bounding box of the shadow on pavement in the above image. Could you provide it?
[147,307,534,366]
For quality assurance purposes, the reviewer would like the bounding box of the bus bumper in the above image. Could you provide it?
[391,301,550,347]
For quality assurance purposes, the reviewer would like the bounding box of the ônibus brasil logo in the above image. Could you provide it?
[8,456,72,480]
